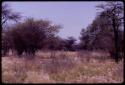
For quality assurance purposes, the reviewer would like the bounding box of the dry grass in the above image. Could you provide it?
[2,51,124,83]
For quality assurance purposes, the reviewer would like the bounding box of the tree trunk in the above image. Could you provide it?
[112,17,119,63]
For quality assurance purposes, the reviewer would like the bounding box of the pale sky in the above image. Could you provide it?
[4,1,106,42]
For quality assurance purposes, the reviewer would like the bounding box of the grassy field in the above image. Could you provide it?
[2,51,124,83]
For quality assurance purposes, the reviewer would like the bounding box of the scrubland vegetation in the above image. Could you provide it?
[2,1,124,84]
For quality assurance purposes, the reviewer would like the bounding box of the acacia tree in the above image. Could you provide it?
[2,3,21,56]
[3,18,61,57]
[45,35,60,58]
[2,3,21,30]
[64,37,76,51]
[96,1,124,62]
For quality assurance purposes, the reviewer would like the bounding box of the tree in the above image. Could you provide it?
[2,27,15,56]
[79,28,88,50]
[64,37,76,51]
[2,18,61,57]
[2,3,21,30]
[96,1,124,62]
[2,3,21,56]
[80,1,124,62]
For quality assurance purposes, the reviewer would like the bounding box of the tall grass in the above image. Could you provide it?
[2,51,124,83]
